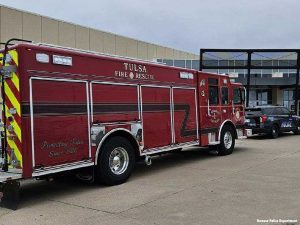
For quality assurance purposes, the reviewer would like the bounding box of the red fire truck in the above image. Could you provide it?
[0,39,246,209]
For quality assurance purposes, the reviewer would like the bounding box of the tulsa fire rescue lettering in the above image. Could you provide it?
[115,63,155,80]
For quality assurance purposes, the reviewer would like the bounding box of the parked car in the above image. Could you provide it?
[245,105,300,138]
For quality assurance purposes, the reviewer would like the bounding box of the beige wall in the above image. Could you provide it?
[272,88,283,105]
[0,5,199,60]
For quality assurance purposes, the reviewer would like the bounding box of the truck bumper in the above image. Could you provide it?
[0,168,22,183]
[237,127,247,139]
[245,127,271,136]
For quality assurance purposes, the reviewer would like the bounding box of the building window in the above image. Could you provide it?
[249,88,272,107]
[163,59,174,66]
[186,60,192,69]
[283,90,294,110]
[174,60,185,68]
[192,60,199,70]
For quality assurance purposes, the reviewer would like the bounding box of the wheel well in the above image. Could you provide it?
[272,123,280,130]
[99,130,140,160]
[221,121,237,139]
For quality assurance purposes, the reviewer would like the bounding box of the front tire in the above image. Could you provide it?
[218,125,235,156]
[95,136,135,186]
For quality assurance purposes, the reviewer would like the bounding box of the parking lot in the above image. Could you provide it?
[0,133,299,225]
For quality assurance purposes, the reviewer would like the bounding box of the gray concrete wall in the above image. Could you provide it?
[0,5,199,61]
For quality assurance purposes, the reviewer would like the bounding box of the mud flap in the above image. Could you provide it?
[0,181,20,210]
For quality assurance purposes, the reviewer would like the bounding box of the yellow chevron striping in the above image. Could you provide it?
[11,72,20,91]
[5,105,22,142]
[4,82,21,116]
[9,50,19,67]
[6,130,22,168]
[0,49,22,169]
[8,50,20,91]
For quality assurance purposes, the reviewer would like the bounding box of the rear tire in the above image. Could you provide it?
[293,125,300,135]
[218,125,235,156]
[95,136,135,186]
[269,124,279,139]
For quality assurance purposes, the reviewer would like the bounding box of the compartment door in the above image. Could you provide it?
[173,88,198,144]
[30,78,90,168]
[141,86,172,149]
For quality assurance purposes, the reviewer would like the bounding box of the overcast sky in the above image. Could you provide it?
[0,0,299,54]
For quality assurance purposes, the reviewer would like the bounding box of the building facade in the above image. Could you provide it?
[0,5,198,61]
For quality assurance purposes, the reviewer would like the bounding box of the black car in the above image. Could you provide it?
[245,106,300,138]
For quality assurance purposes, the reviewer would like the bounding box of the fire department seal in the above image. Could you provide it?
[129,72,134,79]
[210,110,221,123]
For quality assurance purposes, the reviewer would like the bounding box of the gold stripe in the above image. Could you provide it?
[3,82,21,116]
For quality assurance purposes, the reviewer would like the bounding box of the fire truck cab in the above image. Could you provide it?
[0,40,246,209]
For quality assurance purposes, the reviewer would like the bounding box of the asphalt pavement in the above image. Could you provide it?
[1,133,300,225]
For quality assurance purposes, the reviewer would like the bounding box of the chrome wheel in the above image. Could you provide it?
[223,131,233,149]
[109,147,129,175]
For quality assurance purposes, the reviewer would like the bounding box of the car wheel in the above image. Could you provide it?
[293,125,300,135]
[95,136,135,186]
[270,125,279,139]
[218,125,235,156]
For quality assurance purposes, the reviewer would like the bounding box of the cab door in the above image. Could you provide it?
[220,77,231,122]
[199,76,222,144]
[232,86,245,126]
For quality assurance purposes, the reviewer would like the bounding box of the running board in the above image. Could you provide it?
[141,141,199,155]
[32,160,94,177]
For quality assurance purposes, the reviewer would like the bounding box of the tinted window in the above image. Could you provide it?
[281,107,290,115]
[233,88,241,104]
[240,88,245,102]
[273,108,282,115]
[209,86,219,105]
[208,78,218,85]
[221,87,229,105]
[246,108,262,116]
[262,108,274,115]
